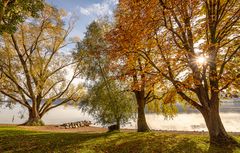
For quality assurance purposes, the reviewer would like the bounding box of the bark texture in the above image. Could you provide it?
[137,104,150,132]
[24,109,44,126]
[201,103,238,146]
[135,91,150,132]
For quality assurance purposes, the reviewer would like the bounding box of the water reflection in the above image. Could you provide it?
[144,113,240,132]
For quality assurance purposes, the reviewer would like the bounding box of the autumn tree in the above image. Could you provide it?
[0,5,83,125]
[107,1,177,132]
[157,0,240,146]
[106,1,172,132]
[113,0,240,146]
[0,0,44,94]
[106,44,162,132]
[0,0,44,34]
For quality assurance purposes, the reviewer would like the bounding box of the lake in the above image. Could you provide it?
[0,100,240,132]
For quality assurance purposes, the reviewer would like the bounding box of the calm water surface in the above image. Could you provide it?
[0,101,240,132]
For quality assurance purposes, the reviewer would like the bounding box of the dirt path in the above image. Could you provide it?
[17,125,136,133]
[19,125,109,133]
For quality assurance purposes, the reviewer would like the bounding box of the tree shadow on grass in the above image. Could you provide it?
[168,137,205,153]
[102,133,206,153]
[101,133,239,153]
[0,131,116,153]
[1,130,239,153]
[207,143,240,153]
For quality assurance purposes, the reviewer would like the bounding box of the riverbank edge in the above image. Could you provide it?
[1,124,240,136]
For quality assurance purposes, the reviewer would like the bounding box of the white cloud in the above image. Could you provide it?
[79,0,118,17]
[61,11,73,20]
[79,7,90,15]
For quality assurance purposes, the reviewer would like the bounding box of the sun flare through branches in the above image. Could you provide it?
[195,56,208,65]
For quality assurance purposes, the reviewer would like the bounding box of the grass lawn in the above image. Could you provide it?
[0,126,239,153]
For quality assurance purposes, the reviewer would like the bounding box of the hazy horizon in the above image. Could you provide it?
[1,101,240,132]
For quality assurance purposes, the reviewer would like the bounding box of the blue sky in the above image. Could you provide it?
[46,0,118,39]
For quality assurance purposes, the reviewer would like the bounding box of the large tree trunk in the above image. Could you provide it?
[116,118,120,130]
[135,91,150,132]
[137,103,150,132]
[24,109,44,126]
[108,119,120,132]
[201,101,238,146]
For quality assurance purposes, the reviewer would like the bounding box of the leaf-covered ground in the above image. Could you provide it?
[0,126,239,153]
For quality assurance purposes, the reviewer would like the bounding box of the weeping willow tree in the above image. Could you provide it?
[81,79,136,130]
[74,20,136,129]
